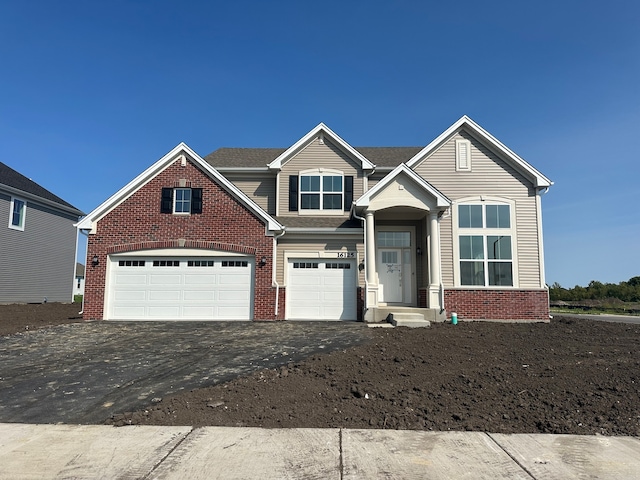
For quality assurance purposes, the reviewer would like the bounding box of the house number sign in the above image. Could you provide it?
[337,252,357,258]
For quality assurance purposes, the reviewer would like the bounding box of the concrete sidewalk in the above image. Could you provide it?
[1,424,639,479]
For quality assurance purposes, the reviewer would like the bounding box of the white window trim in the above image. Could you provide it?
[298,168,344,216]
[8,196,26,231]
[456,139,472,172]
[452,197,519,288]
[173,187,192,215]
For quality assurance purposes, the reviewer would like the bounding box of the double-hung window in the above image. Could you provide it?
[161,188,203,215]
[300,172,343,211]
[8,197,26,231]
[458,203,513,286]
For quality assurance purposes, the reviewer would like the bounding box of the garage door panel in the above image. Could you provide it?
[112,290,147,301]
[108,257,253,321]
[115,274,148,285]
[150,274,182,285]
[149,290,181,301]
[184,274,217,285]
[183,290,216,301]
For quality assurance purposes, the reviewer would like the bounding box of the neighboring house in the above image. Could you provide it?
[77,116,552,322]
[0,162,84,303]
[74,263,85,296]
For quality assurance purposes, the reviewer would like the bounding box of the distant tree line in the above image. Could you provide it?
[550,276,640,302]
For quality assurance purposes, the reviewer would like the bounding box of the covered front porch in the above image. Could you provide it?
[354,165,451,323]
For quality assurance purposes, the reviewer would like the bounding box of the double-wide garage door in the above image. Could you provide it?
[106,256,253,320]
[287,258,357,320]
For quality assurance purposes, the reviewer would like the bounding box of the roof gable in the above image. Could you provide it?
[355,163,450,211]
[268,123,375,171]
[76,143,283,233]
[0,161,83,214]
[406,115,553,188]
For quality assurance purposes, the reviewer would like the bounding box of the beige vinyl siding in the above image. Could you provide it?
[414,131,542,288]
[276,237,364,286]
[278,138,364,216]
[221,174,275,214]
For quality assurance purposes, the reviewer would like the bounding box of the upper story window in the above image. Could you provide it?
[161,187,203,215]
[457,202,514,287]
[288,170,353,214]
[301,174,343,210]
[8,197,26,231]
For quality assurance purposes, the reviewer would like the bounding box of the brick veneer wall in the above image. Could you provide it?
[83,157,277,320]
[444,289,550,322]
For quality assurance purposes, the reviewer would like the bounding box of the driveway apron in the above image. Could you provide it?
[0,321,372,424]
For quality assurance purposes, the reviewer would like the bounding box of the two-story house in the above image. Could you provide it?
[77,116,552,322]
[0,161,84,303]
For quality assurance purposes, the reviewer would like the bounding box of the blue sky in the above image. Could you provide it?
[1,0,638,288]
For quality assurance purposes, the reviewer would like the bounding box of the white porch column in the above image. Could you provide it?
[428,211,442,309]
[365,211,376,285]
[364,211,379,321]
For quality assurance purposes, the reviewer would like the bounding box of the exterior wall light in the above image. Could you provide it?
[92,255,99,266]
[259,256,267,266]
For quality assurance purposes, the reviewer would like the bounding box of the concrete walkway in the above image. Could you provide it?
[1,424,638,479]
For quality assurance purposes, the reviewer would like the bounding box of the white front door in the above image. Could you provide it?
[377,249,403,303]
[376,230,414,305]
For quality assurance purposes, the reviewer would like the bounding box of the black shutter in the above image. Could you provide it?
[191,188,203,214]
[344,175,353,211]
[289,175,298,211]
[161,188,173,213]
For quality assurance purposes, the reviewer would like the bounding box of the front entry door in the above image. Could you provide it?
[377,249,403,303]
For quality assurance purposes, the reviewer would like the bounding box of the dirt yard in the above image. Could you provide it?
[1,304,639,435]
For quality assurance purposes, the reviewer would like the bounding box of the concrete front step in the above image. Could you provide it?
[389,312,431,328]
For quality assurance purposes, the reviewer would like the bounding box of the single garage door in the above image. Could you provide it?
[287,258,357,320]
[106,256,253,320]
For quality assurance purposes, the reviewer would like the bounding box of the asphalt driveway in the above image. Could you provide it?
[0,321,373,424]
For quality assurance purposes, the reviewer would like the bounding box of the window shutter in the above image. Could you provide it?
[344,175,353,210]
[289,175,298,211]
[161,188,173,213]
[191,188,203,214]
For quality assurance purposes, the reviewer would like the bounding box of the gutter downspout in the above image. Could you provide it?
[438,208,451,315]
[273,229,286,318]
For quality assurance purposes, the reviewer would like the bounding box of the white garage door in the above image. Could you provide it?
[287,259,357,320]
[106,256,253,320]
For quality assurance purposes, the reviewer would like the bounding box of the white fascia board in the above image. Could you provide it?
[355,163,451,209]
[268,123,376,171]
[406,115,553,188]
[76,142,283,233]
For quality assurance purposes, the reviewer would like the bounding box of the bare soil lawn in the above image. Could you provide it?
[2,303,639,435]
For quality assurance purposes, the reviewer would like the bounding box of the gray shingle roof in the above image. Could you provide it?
[0,161,82,212]
[274,216,361,229]
[204,146,423,169]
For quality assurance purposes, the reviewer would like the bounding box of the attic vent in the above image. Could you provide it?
[456,139,471,172]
